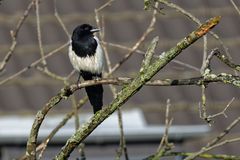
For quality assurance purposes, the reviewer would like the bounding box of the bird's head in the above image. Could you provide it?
[72,24,100,40]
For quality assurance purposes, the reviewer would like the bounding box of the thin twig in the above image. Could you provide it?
[65,70,75,81]
[35,66,66,81]
[35,0,47,66]
[201,35,208,74]
[185,137,240,160]
[156,99,173,152]
[108,1,158,75]
[201,48,217,74]
[184,116,240,160]
[213,48,240,72]
[96,0,115,12]
[95,9,111,72]
[206,115,240,148]
[158,0,231,60]
[54,0,70,38]
[0,0,35,72]
[200,48,220,123]
[230,0,240,16]
[38,139,49,160]
[103,41,200,71]
[206,97,235,120]
[0,42,69,85]
[152,99,174,160]
[200,84,208,122]
[145,151,240,160]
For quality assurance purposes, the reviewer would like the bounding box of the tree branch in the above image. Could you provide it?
[145,151,240,160]
[184,115,240,160]
[52,16,221,159]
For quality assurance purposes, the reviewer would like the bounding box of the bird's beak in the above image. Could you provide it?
[90,28,100,33]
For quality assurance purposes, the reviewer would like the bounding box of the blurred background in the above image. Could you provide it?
[0,0,240,159]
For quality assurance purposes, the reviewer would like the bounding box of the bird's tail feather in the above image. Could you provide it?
[81,71,103,113]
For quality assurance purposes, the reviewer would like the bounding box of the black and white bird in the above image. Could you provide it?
[68,24,104,113]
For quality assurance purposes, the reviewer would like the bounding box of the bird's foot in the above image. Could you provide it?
[93,76,101,81]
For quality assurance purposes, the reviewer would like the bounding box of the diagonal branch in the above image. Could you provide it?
[230,0,240,16]
[0,0,35,72]
[52,16,220,159]
[213,48,240,72]
[54,0,70,38]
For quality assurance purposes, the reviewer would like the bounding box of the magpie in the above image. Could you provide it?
[69,24,104,113]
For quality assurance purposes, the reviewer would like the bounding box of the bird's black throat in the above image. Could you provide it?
[71,36,98,58]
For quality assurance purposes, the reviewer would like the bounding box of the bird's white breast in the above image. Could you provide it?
[68,37,104,74]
